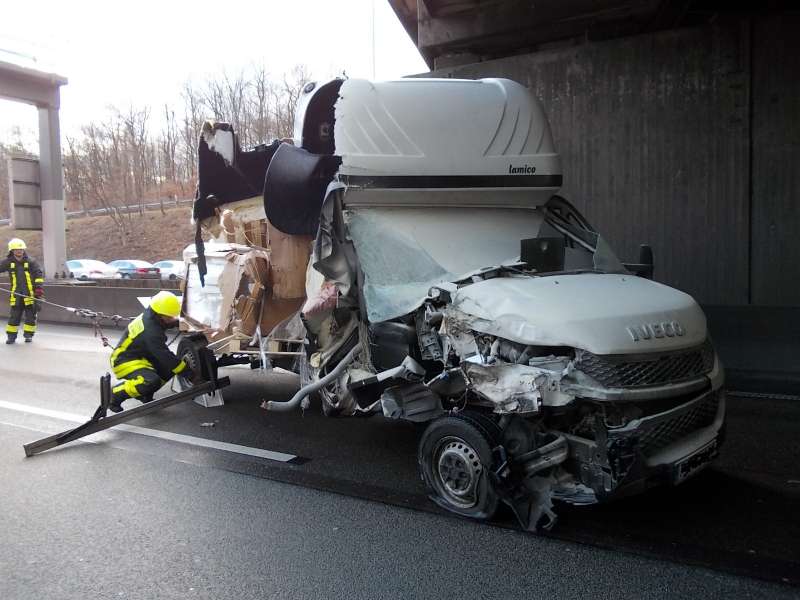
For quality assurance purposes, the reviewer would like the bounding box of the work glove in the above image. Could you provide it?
[34,287,44,299]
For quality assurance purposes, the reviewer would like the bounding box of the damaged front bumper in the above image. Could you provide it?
[556,387,727,504]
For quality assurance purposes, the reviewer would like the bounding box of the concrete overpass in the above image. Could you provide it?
[0,59,68,278]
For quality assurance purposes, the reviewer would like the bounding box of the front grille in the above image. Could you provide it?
[637,392,720,456]
[578,341,714,388]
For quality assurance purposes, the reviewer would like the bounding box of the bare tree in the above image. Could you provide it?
[180,81,203,184]
[56,64,312,226]
[275,64,311,138]
[119,105,150,215]
[63,136,89,215]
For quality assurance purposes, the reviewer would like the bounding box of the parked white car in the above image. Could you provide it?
[66,259,119,280]
[153,260,186,280]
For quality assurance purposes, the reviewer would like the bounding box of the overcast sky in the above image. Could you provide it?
[0,0,427,146]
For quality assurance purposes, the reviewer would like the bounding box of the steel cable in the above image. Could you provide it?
[0,285,136,348]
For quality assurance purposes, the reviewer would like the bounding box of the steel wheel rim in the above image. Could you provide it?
[432,435,483,509]
[179,345,199,385]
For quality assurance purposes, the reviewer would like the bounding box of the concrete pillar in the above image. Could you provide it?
[37,104,67,279]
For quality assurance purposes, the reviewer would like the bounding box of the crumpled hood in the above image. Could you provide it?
[448,274,707,355]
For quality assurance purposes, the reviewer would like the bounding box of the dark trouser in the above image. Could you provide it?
[6,302,37,339]
[111,368,163,405]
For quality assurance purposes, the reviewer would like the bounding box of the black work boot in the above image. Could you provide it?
[24,335,33,343]
[5,334,16,345]
[108,397,124,413]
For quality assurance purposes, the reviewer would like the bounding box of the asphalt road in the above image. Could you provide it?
[0,324,798,599]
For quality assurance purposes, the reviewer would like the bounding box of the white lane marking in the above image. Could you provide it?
[0,420,81,436]
[0,400,298,463]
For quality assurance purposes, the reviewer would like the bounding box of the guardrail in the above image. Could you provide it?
[0,198,193,227]
[64,198,194,220]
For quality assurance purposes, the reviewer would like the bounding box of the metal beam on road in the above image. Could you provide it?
[21,346,235,456]
[21,373,232,457]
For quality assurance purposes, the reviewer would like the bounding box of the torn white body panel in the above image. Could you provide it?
[201,122,235,166]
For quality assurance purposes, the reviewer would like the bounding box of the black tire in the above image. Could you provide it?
[169,274,177,280]
[177,336,207,384]
[121,273,131,280]
[453,410,504,446]
[418,413,501,520]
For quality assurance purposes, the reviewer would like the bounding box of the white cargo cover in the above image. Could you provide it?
[333,78,561,184]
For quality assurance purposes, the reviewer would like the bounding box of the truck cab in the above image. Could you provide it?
[187,77,725,530]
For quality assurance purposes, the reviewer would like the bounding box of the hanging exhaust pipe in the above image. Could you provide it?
[266,345,362,412]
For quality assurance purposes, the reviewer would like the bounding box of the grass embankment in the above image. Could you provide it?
[0,206,196,264]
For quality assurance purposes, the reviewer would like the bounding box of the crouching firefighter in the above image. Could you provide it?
[1,238,44,344]
[109,291,195,413]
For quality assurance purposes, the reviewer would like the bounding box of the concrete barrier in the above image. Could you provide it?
[81,278,181,289]
[0,284,160,328]
[705,305,800,396]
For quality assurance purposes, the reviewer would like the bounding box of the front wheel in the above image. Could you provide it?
[177,335,207,384]
[418,413,501,520]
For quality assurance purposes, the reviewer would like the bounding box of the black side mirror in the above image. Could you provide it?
[623,244,654,279]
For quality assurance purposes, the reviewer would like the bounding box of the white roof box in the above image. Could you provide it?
[311,78,562,191]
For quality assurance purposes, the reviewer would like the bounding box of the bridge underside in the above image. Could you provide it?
[390,1,789,69]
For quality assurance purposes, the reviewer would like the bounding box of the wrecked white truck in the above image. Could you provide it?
[183,77,726,529]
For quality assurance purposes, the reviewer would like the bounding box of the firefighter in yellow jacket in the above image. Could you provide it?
[109,290,194,412]
[0,238,44,344]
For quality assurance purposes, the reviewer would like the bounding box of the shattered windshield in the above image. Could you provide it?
[346,203,625,323]
[345,207,544,322]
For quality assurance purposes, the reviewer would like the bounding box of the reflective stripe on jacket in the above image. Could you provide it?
[110,307,186,380]
[0,253,43,306]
